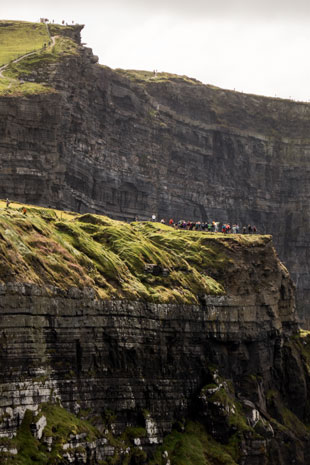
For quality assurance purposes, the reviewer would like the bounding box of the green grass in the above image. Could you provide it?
[207,386,251,434]
[0,21,79,96]
[4,36,78,80]
[8,410,46,465]
[299,329,310,338]
[0,201,270,303]
[0,21,49,66]
[291,333,310,376]
[2,403,101,465]
[0,78,55,97]
[114,68,201,85]
[41,402,99,442]
[149,422,238,465]
[198,375,254,462]
[267,389,310,437]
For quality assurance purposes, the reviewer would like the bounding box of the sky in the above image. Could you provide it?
[2,0,310,101]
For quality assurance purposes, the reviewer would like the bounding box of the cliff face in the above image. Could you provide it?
[0,207,309,464]
[0,27,310,324]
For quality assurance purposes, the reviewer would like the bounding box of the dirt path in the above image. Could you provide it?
[0,51,37,78]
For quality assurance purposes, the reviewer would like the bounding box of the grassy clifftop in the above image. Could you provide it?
[0,20,80,96]
[0,21,49,66]
[0,202,270,304]
[114,68,202,85]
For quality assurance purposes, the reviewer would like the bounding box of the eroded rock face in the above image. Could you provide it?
[1,43,310,325]
[0,35,310,323]
[0,281,294,439]
[0,237,309,464]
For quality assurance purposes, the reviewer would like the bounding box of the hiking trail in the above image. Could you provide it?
[0,34,57,80]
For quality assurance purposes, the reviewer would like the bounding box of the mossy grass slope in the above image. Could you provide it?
[2,403,100,465]
[2,402,150,465]
[149,421,238,465]
[0,78,55,97]
[0,200,268,303]
[267,388,310,437]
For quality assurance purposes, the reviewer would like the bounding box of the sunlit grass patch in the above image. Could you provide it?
[0,20,49,66]
[299,329,310,338]
[4,36,78,80]
[0,80,55,96]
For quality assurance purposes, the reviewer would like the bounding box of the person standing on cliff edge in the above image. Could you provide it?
[6,198,10,208]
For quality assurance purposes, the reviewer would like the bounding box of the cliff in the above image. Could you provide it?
[0,21,310,326]
[0,204,309,464]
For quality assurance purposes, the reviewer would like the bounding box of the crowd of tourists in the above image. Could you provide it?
[4,198,257,234]
[149,215,257,234]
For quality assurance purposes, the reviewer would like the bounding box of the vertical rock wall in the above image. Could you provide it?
[0,237,309,464]
[0,39,310,324]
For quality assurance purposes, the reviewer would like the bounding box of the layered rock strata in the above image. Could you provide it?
[0,26,310,323]
[0,216,309,464]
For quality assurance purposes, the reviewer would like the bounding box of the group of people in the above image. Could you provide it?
[151,215,257,234]
[40,18,75,25]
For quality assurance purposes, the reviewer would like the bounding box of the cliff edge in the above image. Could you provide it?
[0,203,309,464]
[0,21,310,326]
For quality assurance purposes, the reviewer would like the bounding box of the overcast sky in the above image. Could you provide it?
[2,0,310,101]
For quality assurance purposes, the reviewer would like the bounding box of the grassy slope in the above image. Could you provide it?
[2,404,99,465]
[114,68,201,85]
[0,21,49,66]
[0,77,55,97]
[150,422,238,465]
[0,21,79,97]
[0,201,269,304]
[4,36,78,80]
[3,403,241,465]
